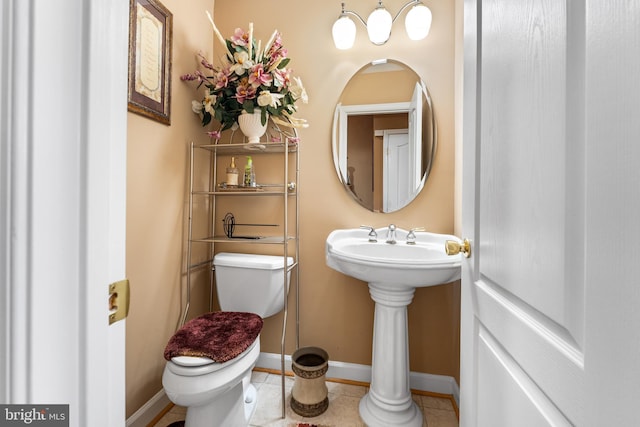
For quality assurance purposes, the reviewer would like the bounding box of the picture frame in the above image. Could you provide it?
[128,0,173,125]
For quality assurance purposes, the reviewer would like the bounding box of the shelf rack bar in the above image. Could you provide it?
[280,137,289,419]
[209,145,218,313]
[181,143,196,327]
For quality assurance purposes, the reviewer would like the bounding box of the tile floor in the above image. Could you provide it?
[154,370,459,427]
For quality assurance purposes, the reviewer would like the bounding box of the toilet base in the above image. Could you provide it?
[183,381,241,427]
[243,382,258,422]
[180,376,257,427]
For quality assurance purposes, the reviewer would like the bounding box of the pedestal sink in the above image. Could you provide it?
[326,227,462,427]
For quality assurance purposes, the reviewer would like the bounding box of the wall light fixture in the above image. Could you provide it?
[332,0,432,50]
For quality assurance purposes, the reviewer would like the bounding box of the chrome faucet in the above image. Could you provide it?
[360,225,378,242]
[406,227,425,245]
[385,224,397,244]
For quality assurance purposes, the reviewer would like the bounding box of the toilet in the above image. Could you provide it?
[162,253,293,427]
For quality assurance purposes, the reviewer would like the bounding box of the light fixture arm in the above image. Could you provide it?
[391,0,421,23]
[340,0,425,27]
[338,2,367,27]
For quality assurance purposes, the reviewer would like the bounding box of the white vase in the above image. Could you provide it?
[238,111,268,144]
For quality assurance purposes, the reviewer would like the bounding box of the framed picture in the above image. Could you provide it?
[128,0,173,125]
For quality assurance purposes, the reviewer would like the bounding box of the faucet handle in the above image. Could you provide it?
[360,225,378,242]
[406,227,425,245]
[386,224,397,244]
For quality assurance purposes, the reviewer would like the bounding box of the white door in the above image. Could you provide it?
[383,130,410,212]
[1,0,128,425]
[461,1,640,426]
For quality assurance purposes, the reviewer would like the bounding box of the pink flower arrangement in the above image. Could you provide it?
[182,17,308,131]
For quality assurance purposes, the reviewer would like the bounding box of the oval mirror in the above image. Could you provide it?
[332,59,436,213]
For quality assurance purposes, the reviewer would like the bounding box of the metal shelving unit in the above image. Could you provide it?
[183,125,299,419]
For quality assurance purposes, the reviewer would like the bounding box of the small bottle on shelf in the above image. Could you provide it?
[244,156,256,187]
[226,157,239,187]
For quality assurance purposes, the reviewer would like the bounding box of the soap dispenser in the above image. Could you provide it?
[226,157,239,187]
[244,156,256,187]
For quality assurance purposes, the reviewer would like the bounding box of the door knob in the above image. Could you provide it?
[445,238,471,258]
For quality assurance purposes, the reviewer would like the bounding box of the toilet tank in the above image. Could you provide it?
[213,252,294,318]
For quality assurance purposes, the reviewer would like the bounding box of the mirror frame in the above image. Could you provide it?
[331,59,437,213]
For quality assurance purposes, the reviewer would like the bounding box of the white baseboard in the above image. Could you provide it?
[256,352,460,399]
[126,389,171,427]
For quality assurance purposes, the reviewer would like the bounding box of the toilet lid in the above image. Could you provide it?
[164,311,263,363]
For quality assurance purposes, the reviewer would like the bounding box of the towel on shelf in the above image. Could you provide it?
[164,311,263,363]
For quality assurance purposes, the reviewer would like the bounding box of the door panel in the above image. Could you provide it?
[384,130,410,211]
[480,0,583,339]
[476,326,572,427]
[474,280,584,418]
[463,0,587,425]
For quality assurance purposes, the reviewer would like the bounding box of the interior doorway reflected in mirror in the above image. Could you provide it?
[332,59,436,213]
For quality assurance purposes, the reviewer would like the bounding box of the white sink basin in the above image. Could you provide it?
[326,227,461,287]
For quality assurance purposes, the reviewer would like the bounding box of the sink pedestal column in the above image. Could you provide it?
[359,282,422,427]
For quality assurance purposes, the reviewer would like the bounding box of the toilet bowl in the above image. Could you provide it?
[162,253,293,427]
[163,338,260,427]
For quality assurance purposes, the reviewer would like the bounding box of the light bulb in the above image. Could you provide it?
[366,7,392,45]
[332,15,357,50]
[405,3,432,40]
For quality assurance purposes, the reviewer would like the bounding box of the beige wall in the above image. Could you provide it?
[125,0,459,417]
[125,0,214,417]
